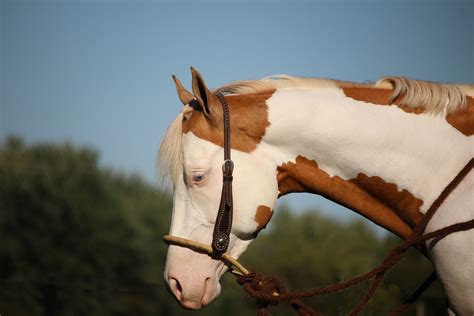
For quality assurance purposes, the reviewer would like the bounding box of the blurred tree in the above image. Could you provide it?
[0,136,446,316]
[0,136,174,315]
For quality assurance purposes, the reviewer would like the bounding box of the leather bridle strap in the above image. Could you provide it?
[212,93,234,254]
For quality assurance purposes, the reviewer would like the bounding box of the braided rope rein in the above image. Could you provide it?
[163,158,474,316]
[164,219,474,315]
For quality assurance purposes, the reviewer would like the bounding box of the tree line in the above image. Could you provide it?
[0,137,447,315]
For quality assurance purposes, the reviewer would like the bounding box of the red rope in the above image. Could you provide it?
[237,159,473,315]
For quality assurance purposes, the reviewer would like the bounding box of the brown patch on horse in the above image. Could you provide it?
[350,173,424,227]
[446,96,474,136]
[277,156,424,239]
[254,205,273,236]
[342,86,474,135]
[183,91,274,152]
[341,86,424,114]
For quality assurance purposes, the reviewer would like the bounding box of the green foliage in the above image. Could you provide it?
[0,136,172,315]
[0,136,446,315]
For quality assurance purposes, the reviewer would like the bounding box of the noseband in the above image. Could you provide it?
[211,93,234,253]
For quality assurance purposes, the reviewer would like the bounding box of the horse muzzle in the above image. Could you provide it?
[164,244,223,309]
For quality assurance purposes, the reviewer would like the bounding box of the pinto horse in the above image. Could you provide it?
[159,68,473,314]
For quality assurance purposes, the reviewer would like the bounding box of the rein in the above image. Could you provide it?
[164,93,474,315]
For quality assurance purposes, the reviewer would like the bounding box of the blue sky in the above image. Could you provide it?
[1,0,473,225]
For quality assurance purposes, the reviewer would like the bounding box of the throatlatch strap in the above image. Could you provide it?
[212,93,234,254]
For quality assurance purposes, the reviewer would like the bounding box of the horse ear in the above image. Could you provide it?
[172,75,194,105]
[191,67,218,118]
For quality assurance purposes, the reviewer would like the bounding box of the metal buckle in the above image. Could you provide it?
[222,159,234,176]
[212,232,230,253]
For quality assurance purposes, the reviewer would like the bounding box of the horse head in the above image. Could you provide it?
[159,68,277,309]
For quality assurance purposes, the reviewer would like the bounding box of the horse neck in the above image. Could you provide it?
[259,87,472,239]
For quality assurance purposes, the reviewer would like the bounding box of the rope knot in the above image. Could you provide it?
[237,271,320,316]
[237,270,288,316]
[237,271,286,302]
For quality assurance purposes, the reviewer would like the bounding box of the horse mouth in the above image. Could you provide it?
[179,300,203,310]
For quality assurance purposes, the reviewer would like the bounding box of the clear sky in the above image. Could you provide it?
[1,0,473,226]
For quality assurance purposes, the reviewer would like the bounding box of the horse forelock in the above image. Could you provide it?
[158,110,186,186]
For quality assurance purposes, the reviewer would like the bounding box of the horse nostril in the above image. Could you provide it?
[201,277,213,306]
[204,277,210,291]
[169,277,183,301]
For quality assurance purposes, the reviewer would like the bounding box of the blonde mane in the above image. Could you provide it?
[215,75,473,115]
[159,75,473,184]
[375,77,471,114]
[214,75,337,95]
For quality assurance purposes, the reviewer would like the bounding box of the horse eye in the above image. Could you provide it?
[192,174,205,183]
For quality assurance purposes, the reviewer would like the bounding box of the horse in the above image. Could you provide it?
[158,67,473,314]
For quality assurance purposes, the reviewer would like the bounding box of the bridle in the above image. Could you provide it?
[211,93,234,254]
[163,91,249,275]
[177,93,234,254]
[163,92,248,274]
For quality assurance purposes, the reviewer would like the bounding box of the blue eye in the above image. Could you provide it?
[193,174,205,182]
